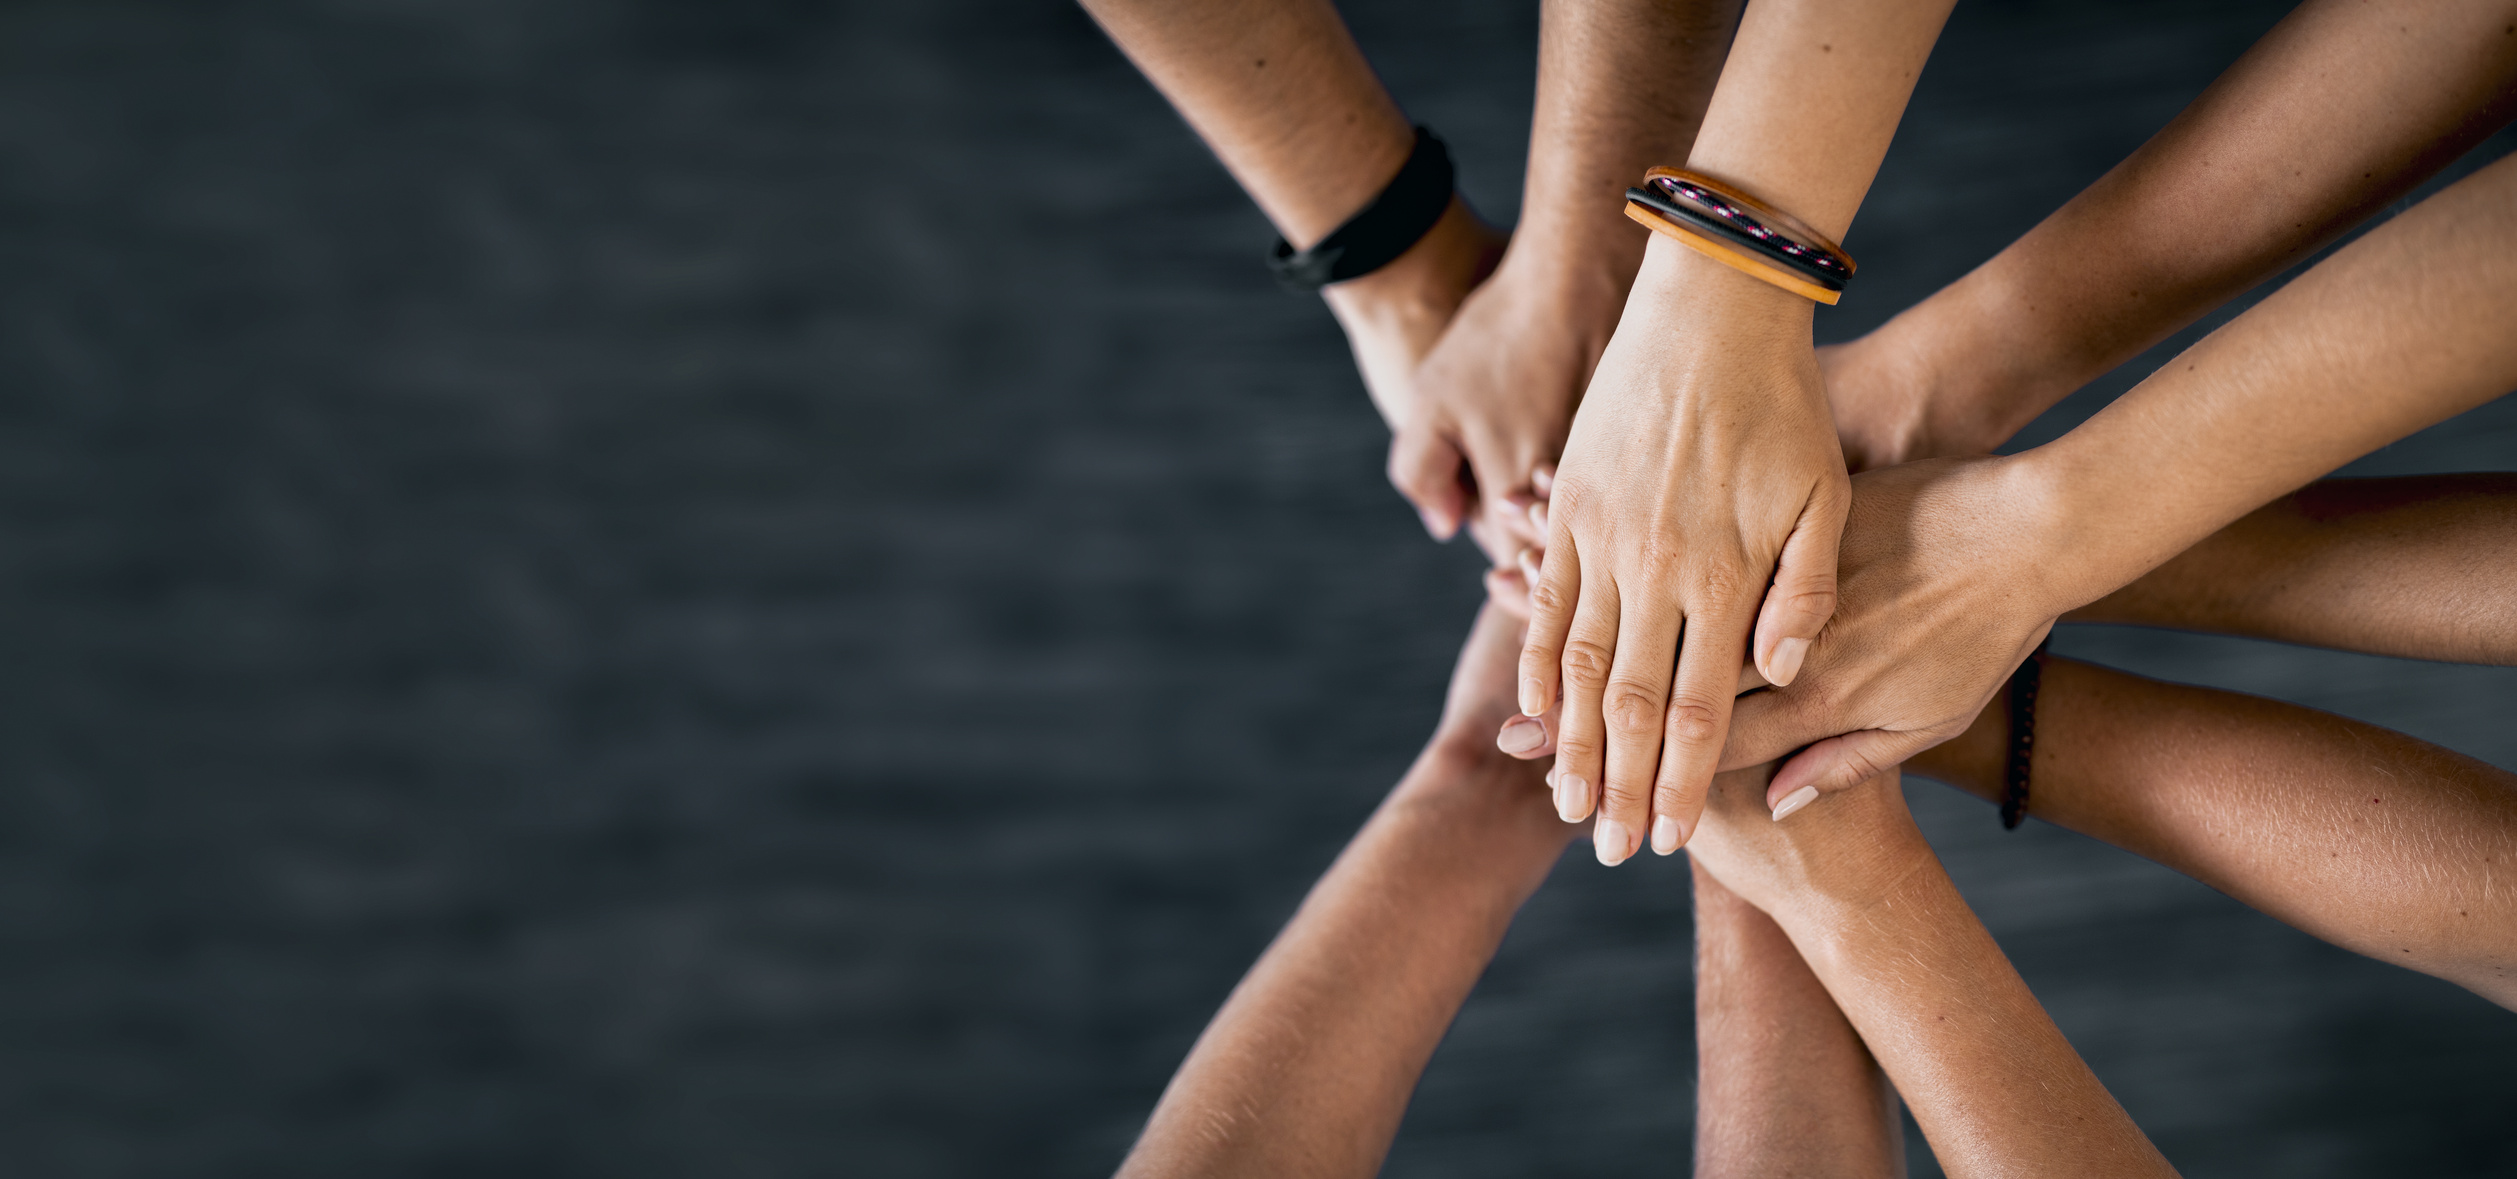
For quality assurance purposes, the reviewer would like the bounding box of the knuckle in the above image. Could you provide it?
[1560,640,1614,686]
[1776,584,1838,621]
[1690,559,1754,609]
[1603,683,1664,735]
[1527,579,1573,617]
[1663,698,1723,745]
[1600,776,1653,810]
[1555,735,1602,764]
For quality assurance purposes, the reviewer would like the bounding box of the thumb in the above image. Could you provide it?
[1753,484,1848,687]
[1388,420,1470,541]
[1764,728,1940,820]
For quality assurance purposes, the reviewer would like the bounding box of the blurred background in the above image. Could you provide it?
[2,0,2512,1175]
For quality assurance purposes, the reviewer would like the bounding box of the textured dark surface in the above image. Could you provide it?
[0,1,2511,1176]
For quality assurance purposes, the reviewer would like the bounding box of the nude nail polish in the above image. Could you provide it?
[1771,785,1821,822]
[1498,716,1545,754]
[1594,817,1631,865]
[1767,636,1810,687]
[1555,775,1587,822]
[1651,814,1682,855]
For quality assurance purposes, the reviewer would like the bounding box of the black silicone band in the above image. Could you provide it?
[1267,126,1456,292]
[1999,639,2050,831]
[1624,184,1847,292]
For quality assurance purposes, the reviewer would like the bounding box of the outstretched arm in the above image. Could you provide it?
[1077,0,1502,436]
[2069,474,2517,665]
[1910,657,2517,1009]
[1399,0,1740,552]
[1724,151,2517,802]
[1685,770,2179,1178]
[1525,0,1958,867]
[1692,860,1904,1178]
[1117,606,1573,1178]
[1824,0,2517,469]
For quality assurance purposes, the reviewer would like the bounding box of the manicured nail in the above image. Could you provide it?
[1527,499,1549,534]
[1593,817,1632,865]
[1767,636,1810,687]
[1771,785,1821,822]
[1532,466,1554,497]
[1419,506,1456,541]
[1498,716,1547,755]
[1519,678,1547,717]
[1555,775,1586,822]
[1651,814,1683,855]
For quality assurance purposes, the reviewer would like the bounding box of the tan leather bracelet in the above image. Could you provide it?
[1623,167,1855,305]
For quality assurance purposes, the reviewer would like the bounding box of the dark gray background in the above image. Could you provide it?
[1,1,2511,1175]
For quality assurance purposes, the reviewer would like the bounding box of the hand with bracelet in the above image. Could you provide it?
[1079,0,1743,567]
[1722,152,2517,812]
[1519,0,1959,866]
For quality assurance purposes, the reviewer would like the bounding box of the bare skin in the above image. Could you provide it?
[1692,860,1905,1178]
[1115,606,1575,1179]
[1821,0,2517,470]
[1722,152,2517,802]
[1913,657,2517,1009]
[1685,767,2182,1178]
[1118,607,1943,1178]
[1523,0,1959,868]
[1077,0,1739,559]
[2071,474,2517,665]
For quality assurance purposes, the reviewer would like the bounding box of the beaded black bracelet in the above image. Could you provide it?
[1999,638,2051,830]
[1267,126,1456,293]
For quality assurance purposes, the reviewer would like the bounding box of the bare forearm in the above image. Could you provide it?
[2069,475,2517,664]
[1785,863,2175,1178]
[1119,750,1571,1179]
[2021,154,2517,615]
[1685,0,1954,241]
[1874,0,2517,451]
[1079,0,1410,247]
[1510,0,1740,310]
[1693,861,1902,1179]
[1912,659,2517,1009]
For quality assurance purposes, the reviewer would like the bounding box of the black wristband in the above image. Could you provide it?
[1999,639,2050,831]
[1266,126,1456,293]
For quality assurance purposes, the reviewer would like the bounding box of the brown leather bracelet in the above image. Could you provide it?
[1622,166,1855,305]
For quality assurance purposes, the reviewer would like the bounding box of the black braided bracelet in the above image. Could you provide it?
[1999,639,2051,831]
[1266,126,1456,293]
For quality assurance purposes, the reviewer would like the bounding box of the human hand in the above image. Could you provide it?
[1519,240,1851,866]
[1721,455,2064,820]
[1394,252,1620,560]
[1817,327,2011,473]
[1680,764,1932,927]
[1319,199,1508,470]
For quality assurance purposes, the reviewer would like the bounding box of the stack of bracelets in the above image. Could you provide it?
[1623,166,1855,304]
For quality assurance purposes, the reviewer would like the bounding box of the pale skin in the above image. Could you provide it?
[1522,0,1960,867]
[1720,151,2517,803]
[1076,0,1739,559]
[1821,0,2517,470]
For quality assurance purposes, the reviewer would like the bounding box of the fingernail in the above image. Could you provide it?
[1767,636,1810,687]
[1518,548,1542,583]
[1593,817,1631,865]
[1498,716,1546,754]
[1651,814,1683,855]
[1519,678,1547,717]
[1532,466,1554,496]
[1771,785,1821,822]
[1555,775,1586,822]
[1527,500,1548,533]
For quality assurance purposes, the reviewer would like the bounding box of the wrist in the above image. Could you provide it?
[1997,444,2132,616]
[1625,233,1819,349]
[1321,196,1505,356]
